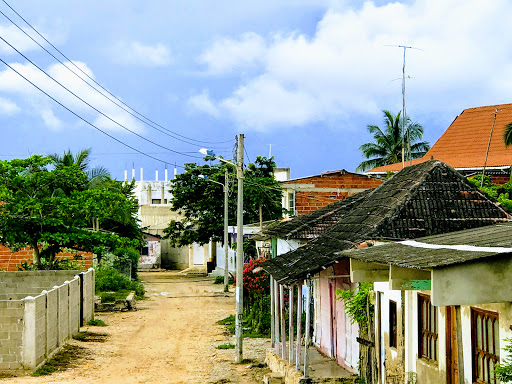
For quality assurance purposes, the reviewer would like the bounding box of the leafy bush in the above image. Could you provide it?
[214,275,234,285]
[495,338,512,382]
[95,266,145,297]
[113,246,140,279]
[336,282,374,331]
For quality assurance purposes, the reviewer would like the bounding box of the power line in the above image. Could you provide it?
[0,35,204,160]
[0,57,188,168]
[0,0,233,146]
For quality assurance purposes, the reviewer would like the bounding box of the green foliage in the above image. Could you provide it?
[87,319,107,326]
[99,292,117,303]
[357,110,430,172]
[163,155,283,247]
[95,266,145,297]
[113,246,140,280]
[0,155,141,269]
[214,275,234,285]
[468,174,512,212]
[494,338,512,382]
[336,283,374,331]
[216,343,235,349]
[232,239,257,257]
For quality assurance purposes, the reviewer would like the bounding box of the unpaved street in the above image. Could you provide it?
[3,272,270,384]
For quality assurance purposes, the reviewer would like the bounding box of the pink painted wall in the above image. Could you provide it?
[314,259,359,371]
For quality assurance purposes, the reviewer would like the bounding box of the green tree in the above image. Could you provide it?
[163,156,283,247]
[48,148,109,186]
[357,110,430,172]
[0,155,141,269]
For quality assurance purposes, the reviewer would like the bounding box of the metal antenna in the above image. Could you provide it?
[385,44,422,168]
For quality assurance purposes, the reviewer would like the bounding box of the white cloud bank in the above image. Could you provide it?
[110,41,172,67]
[0,61,144,133]
[190,0,512,131]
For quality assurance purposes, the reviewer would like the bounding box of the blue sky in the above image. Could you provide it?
[1,0,511,179]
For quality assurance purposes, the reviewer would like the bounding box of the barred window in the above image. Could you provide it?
[418,293,438,361]
[472,308,499,384]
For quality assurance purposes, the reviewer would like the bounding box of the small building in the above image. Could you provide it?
[366,103,512,184]
[139,233,162,270]
[346,223,512,384]
[281,169,382,217]
[261,160,510,381]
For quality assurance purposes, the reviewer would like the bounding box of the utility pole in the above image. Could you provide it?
[235,133,244,363]
[223,168,229,292]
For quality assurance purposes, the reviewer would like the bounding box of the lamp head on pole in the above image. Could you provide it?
[199,148,215,157]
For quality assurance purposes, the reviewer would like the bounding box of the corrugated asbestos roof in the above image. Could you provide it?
[367,103,512,173]
[342,223,512,269]
[254,189,372,241]
[261,160,510,285]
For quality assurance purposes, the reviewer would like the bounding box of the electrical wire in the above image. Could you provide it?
[0,36,205,160]
[0,57,188,168]
[0,0,233,146]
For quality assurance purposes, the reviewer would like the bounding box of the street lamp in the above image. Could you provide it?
[198,173,230,293]
[200,133,245,363]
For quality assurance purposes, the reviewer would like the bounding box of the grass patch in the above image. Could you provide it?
[32,345,87,376]
[87,318,107,326]
[72,331,108,343]
[214,275,234,285]
[216,343,235,349]
[98,290,131,303]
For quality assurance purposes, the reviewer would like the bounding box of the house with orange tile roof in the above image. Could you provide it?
[365,103,512,184]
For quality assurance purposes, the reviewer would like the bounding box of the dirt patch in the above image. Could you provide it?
[72,331,109,343]
[3,272,271,384]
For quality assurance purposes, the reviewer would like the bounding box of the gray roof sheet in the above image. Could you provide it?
[343,223,512,269]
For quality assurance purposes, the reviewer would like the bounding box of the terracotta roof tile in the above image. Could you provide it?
[367,103,512,173]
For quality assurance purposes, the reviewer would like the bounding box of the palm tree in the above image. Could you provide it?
[503,122,512,147]
[356,110,430,172]
[49,148,110,184]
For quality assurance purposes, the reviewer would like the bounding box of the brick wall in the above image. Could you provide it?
[0,245,93,271]
[285,172,383,217]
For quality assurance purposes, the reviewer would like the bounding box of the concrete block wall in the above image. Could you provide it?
[0,300,24,370]
[0,269,95,371]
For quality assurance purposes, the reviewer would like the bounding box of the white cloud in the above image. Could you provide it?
[188,90,220,117]
[0,24,40,54]
[0,97,20,115]
[191,0,512,131]
[199,32,266,75]
[110,41,172,67]
[0,61,144,133]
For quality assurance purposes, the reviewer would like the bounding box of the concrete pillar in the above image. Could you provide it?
[165,169,168,181]
[140,168,143,181]
[147,185,152,205]
[132,168,135,180]
[22,296,37,369]
[155,170,158,181]
[161,182,165,203]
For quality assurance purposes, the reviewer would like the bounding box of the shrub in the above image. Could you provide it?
[216,343,235,349]
[87,319,107,326]
[95,266,144,297]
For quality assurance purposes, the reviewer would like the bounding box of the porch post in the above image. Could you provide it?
[455,305,465,384]
[296,282,302,371]
[289,286,294,363]
[280,284,286,359]
[303,276,312,378]
[274,280,280,355]
[270,276,275,348]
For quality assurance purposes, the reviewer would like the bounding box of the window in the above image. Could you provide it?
[418,293,438,361]
[472,308,499,384]
[141,246,149,256]
[286,192,295,215]
[152,199,162,204]
[389,300,397,348]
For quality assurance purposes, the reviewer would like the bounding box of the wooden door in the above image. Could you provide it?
[329,282,337,358]
[446,306,458,384]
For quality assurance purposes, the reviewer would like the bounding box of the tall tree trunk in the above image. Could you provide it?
[259,205,263,230]
[32,242,41,269]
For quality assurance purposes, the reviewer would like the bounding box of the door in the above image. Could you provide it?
[329,282,337,358]
[192,243,204,265]
[446,306,458,384]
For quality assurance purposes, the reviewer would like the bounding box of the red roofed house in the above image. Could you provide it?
[366,103,512,184]
[280,169,383,217]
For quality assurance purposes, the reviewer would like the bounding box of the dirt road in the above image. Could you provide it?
[3,272,270,384]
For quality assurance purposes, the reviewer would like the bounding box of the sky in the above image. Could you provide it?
[1,0,512,180]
